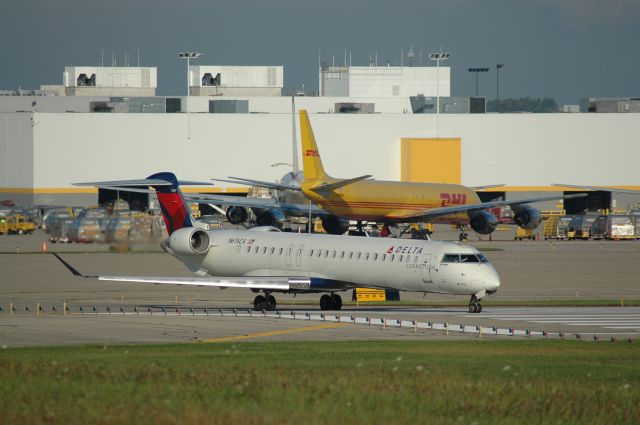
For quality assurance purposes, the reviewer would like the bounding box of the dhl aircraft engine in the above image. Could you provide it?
[469,211,499,234]
[167,227,210,256]
[256,210,286,228]
[322,215,350,235]
[226,206,248,225]
[512,205,542,230]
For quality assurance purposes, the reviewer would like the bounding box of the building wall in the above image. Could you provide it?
[320,66,450,98]
[0,111,639,207]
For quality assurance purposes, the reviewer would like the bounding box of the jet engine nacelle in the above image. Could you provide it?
[321,215,350,235]
[226,206,248,224]
[167,227,210,256]
[513,206,542,230]
[256,210,286,228]
[469,211,499,234]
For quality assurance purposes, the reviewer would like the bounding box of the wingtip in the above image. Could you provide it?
[52,252,82,277]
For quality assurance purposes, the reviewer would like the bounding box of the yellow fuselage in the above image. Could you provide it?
[301,179,481,223]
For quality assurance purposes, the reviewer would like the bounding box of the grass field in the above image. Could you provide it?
[1,340,638,424]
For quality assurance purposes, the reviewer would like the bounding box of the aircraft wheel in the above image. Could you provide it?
[267,295,277,311]
[476,303,482,313]
[468,303,476,313]
[320,294,332,311]
[253,295,266,311]
[330,294,342,310]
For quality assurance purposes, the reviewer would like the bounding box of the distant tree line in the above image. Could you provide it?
[486,97,558,113]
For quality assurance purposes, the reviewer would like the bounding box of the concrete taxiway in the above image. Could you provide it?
[1,231,639,346]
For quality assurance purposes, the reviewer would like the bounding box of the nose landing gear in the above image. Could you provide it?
[468,295,483,313]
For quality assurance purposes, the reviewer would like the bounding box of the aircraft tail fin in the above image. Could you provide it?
[299,110,329,180]
[146,172,195,234]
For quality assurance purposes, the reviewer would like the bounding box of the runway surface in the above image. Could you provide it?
[1,231,639,346]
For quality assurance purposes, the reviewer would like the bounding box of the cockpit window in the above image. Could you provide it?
[477,254,489,263]
[460,254,480,263]
[441,254,460,263]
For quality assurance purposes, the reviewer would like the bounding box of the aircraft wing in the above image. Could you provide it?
[553,184,640,195]
[395,193,588,222]
[53,253,346,291]
[211,177,301,191]
[185,193,328,215]
[470,184,505,191]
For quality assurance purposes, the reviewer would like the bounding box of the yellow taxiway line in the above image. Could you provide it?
[200,322,349,343]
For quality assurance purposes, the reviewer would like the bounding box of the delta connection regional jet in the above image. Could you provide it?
[204,110,586,236]
[56,172,500,313]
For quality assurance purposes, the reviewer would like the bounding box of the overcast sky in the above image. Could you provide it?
[1,0,638,104]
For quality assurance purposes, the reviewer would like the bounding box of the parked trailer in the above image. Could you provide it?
[567,215,598,240]
[591,215,637,240]
[543,215,574,240]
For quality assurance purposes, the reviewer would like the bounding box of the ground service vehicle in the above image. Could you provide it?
[514,227,535,240]
[591,215,637,240]
[567,215,597,240]
[543,215,574,240]
[6,214,35,234]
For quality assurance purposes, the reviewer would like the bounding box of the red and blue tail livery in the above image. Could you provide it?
[146,172,194,234]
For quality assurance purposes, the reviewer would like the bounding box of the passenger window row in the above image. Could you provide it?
[243,244,419,263]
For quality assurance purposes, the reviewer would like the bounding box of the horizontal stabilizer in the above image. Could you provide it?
[310,175,372,196]
[212,177,300,191]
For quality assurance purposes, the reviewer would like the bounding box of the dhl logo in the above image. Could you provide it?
[440,193,467,207]
[305,149,319,157]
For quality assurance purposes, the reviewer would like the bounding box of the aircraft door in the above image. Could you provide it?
[285,244,294,266]
[421,254,433,283]
[295,245,305,267]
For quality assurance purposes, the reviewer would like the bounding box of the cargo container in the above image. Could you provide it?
[591,215,637,240]
[567,215,598,240]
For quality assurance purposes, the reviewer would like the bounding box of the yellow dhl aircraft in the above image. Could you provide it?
[296,110,584,235]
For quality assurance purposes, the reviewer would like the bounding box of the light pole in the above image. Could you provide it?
[429,51,450,138]
[496,63,505,112]
[178,51,203,140]
[468,67,489,96]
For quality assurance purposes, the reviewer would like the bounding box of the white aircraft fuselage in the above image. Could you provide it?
[165,228,501,297]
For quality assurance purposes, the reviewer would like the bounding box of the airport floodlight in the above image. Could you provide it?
[429,51,451,137]
[178,52,203,59]
[468,68,490,96]
[178,51,203,141]
[496,64,506,110]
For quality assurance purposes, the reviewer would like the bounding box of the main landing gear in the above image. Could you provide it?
[253,293,277,311]
[468,295,483,313]
[319,293,342,311]
[252,292,343,311]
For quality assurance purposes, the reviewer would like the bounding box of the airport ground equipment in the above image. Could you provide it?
[514,227,535,241]
[5,214,35,235]
[590,214,637,240]
[567,215,597,240]
[0,217,7,235]
[544,215,574,240]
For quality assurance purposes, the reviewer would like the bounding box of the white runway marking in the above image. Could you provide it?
[476,311,640,332]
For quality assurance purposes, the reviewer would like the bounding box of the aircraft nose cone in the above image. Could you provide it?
[485,268,501,291]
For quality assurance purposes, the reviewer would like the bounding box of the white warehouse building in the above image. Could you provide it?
[1,96,639,213]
